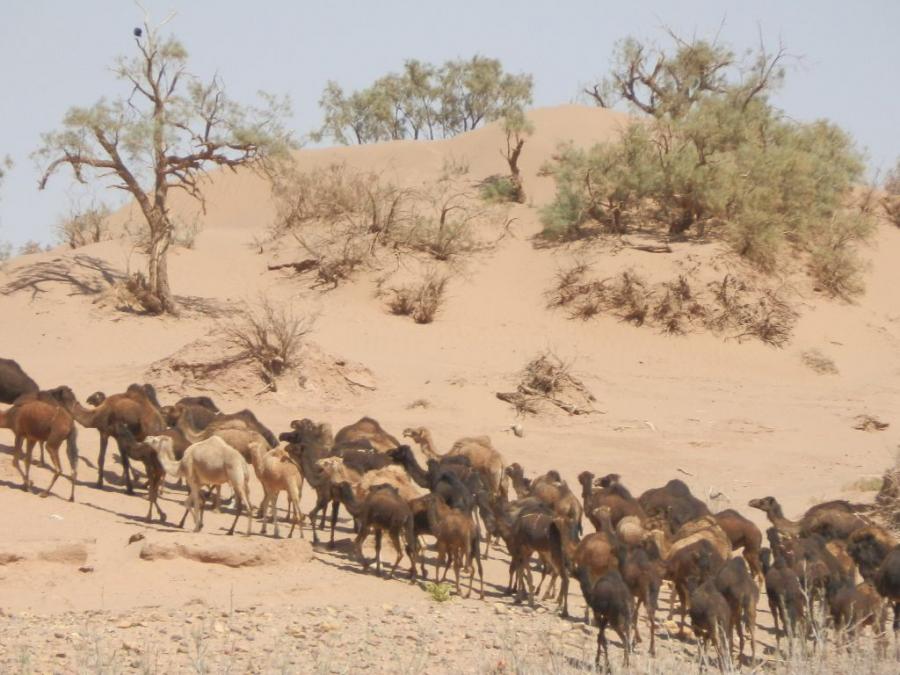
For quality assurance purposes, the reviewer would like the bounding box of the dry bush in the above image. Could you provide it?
[801,349,839,375]
[706,275,797,346]
[222,296,315,390]
[386,271,449,324]
[497,351,597,416]
[550,263,798,345]
[17,240,49,255]
[883,195,900,227]
[172,218,202,249]
[268,162,414,285]
[398,161,505,261]
[55,203,112,249]
[0,240,10,266]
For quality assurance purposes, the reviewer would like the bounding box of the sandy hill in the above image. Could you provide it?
[0,104,898,670]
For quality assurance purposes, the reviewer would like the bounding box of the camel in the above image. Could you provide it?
[166,402,278,448]
[426,496,485,598]
[0,357,39,404]
[110,423,168,522]
[145,434,252,535]
[403,426,507,499]
[577,471,645,530]
[336,482,418,580]
[316,456,423,502]
[248,443,304,538]
[749,496,868,541]
[714,509,763,580]
[57,386,164,493]
[334,416,401,451]
[505,463,582,534]
[0,400,79,501]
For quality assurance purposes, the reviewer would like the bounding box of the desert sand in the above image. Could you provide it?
[1,105,898,673]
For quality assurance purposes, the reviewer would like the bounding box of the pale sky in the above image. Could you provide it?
[1,0,898,247]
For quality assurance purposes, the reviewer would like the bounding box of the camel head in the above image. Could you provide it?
[161,405,183,426]
[315,456,344,480]
[285,419,332,448]
[748,496,781,517]
[86,391,107,407]
[387,444,414,466]
[48,385,77,408]
[505,462,525,480]
[577,471,595,489]
[847,526,896,582]
[597,473,621,488]
[143,434,174,459]
[402,427,427,444]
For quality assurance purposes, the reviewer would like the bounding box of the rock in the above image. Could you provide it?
[139,536,313,567]
[213,621,226,633]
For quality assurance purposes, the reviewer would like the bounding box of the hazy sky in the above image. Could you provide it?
[1,0,898,247]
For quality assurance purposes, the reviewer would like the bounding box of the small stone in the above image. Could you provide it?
[213,621,226,634]
[54,632,65,639]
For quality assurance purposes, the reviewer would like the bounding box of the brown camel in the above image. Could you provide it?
[334,416,401,451]
[0,400,79,501]
[505,463,583,533]
[58,386,164,493]
[749,496,868,541]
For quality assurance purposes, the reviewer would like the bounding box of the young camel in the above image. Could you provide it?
[0,400,79,501]
[247,443,304,539]
[145,435,252,536]
[336,482,418,580]
[426,496,485,598]
[505,464,583,535]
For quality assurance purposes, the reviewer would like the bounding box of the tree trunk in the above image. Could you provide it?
[147,214,176,314]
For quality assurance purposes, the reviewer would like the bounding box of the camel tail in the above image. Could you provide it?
[66,426,80,471]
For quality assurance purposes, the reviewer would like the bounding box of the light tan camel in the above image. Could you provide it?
[248,443,305,538]
[145,435,252,536]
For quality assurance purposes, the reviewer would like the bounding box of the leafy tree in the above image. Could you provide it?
[546,30,871,297]
[316,56,532,144]
[36,18,293,314]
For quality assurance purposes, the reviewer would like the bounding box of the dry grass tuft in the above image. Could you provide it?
[386,271,449,324]
[801,349,839,375]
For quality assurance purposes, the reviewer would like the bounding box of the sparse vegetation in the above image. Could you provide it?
[801,349,839,375]
[386,270,449,324]
[222,295,315,390]
[269,159,508,285]
[497,351,598,416]
[55,202,112,249]
[549,263,798,346]
[422,581,452,602]
[546,30,874,298]
[315,56,532,144]
[883,158,900,227]
[17,240,49,255]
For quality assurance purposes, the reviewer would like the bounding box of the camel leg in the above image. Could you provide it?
[39,441,45,466]
[259,491,271,535]
[96,432,109,488]
[309,490,328,543]
[388,529,404,579]
[647,593,656,657]
[328,499,340,549]
[374,529,383,577]
[12,435,31,490]
[40,442,64,498]
[271,491,281,539]
[288,489,304,539]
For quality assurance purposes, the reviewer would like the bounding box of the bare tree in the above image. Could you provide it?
[35,14,292,313]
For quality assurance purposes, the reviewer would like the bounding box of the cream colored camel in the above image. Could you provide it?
[248,443,304,538]
[145,435,252,536]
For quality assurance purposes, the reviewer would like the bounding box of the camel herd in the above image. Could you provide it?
[1,356,899,669]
